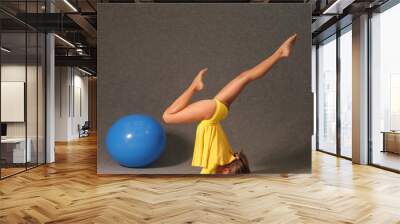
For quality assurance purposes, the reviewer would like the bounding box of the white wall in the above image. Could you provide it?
[1,65,41,138]
[1,65,28,141]
[72,73,89,138]
[1,63,46,163]
[1,65,26,137]
[55,67,89,141]
[55,67,70,141]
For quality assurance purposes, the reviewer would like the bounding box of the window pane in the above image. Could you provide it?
[312,46,317,150]
[340,28,352,158]
[1,31,28,177]
[318,36,337,154]
[38,33,46,165]
[371,3,400,171]
[27,31,38,169]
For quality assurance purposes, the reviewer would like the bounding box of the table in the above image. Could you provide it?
[382,131,400,154]
[1,138,32,163]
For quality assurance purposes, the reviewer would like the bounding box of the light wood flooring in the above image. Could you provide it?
[372,150,400,171]
[0,135,400,223]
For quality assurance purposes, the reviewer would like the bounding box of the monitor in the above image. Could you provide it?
[1,123,7,137]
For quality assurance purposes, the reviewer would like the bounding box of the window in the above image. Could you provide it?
[339,27,352,158]
[370,2,400,171]
[317,35,337,154]
[316,25,353,159]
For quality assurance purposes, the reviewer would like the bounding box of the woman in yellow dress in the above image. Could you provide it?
[163,34,297,174]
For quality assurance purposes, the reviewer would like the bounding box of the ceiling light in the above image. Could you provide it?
[323,0,354,15]
[54,34,75,48]
[63,0,78,12]
[76,48,85,55]
[1,47,11,53]
[78,67,93,76]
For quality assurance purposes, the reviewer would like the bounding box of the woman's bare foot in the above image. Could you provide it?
[278,34,298,58]
[191,68,208,91]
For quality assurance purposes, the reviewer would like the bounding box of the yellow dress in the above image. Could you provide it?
[192,99,236,174]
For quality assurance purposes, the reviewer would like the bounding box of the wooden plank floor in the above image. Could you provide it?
[0,135,400,224]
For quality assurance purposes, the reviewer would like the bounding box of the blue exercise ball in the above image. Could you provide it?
[105,114,166,168]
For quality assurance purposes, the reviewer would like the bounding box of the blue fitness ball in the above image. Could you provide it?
[105,114,166,168]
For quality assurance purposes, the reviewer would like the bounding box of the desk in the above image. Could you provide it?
[382,131,400,154]
[1,138,31,163]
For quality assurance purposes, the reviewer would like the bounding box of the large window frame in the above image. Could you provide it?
[316,25,353,160]
[368,0,400,173]
[339,25,353,159]
[316,34,337,156]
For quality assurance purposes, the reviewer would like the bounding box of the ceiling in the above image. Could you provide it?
[0,0,394,75]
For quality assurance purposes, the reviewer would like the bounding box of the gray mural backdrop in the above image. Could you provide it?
[98,3,312,174]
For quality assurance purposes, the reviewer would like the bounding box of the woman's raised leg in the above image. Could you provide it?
[163,68,216,124]
[215,34,297,107]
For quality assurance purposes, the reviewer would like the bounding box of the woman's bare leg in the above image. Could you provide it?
[215,34,298,107]
[163,68,216,124]
[164,68,207,115]
[163,34,297,123]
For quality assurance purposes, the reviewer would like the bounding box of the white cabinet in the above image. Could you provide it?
[1,138,32,163]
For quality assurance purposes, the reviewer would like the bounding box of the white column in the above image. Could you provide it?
[352,14,369,164]
[46,33,55,163]
[46,1,56,163]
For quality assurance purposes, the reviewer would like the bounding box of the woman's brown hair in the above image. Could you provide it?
[216,151,251,174]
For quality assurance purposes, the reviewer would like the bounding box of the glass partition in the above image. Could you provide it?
[1,31,28,177]
[38,32,45,165]
[0,1,46,179]
[27,31,38,169]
